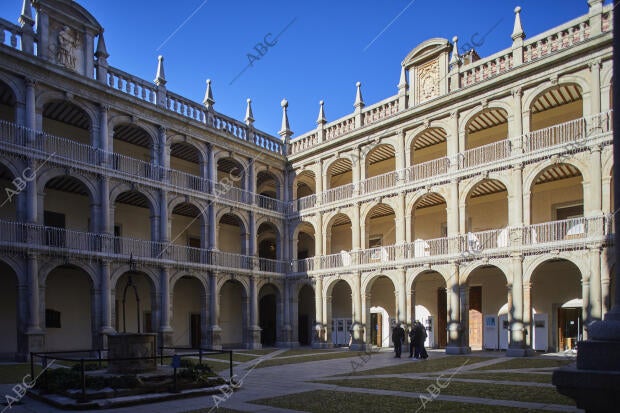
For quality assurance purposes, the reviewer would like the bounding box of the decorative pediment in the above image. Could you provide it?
[33,0,102,34]
[402,38,451,71]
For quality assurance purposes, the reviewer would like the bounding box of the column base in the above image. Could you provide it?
[208,326,222,350]
[276,341,299,348]
[445,345,471,355]
[23,331,45,360]
[349,343,371,351]
[312,341,334,349]
[159,329,174,348]
[246,326,262,350]
[506,346,535,357]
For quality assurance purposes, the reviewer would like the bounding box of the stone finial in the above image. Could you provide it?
[19,0,34,27]
[449,36,460,66]
[398,65,407,89]
[316,100,326,125]
[279,98,293,140]
[95,32,109,61]
[511,6,525,41]
[154,55,166,86]
[245,98,254,126]
[354,81,364,109]
[203,79,215,110]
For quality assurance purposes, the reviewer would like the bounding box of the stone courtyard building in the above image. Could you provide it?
[0,0,615,360]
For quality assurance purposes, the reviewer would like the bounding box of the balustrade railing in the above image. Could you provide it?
[0,18,23,50]
[404,157,450,183]
[322,184,354,204]
[107,66,157,104]
[460,139,511,169]
[361,170,399,195]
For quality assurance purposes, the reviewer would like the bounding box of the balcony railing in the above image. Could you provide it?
[290,111,612,213]
[288,216,609,273]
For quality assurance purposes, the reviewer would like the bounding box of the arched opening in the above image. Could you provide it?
[0,162,17,219]
[412,192,447,241]
[112,124,155,178]
[114,190,154,244]
[412,271,447,348]
[365,143,395,180]
[466,266,508,350]
[465,108,508,150]
[257,170,279,201]
[257,222,279,260]
[326,158,352,190]
[220,280,246,348]
[171,202,204,262]
[259,284,279,346]
[298,284,315,346]
[43,175,94,247]
[327,213,352,254]
[0,260,18,358]
[530,163,583,230]
[170,142,203,188]
[295,170,316,199]
[364,204,395,251]
[218,213,246,254]
[114,271,155,335]
[530,84,583,132]
[531,259,582,352]
[42,100,91,145]
[217,157,244,190]
[466,179,508,234]
[0,79,17,122]
[410,127,447,171]
[296,222,315,260]
[329,280,352,346]
[367,276,395,347]
[172,276,205,348]
[45,265,93,351]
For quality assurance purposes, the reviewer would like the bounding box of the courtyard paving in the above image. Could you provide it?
[0,348,582,413]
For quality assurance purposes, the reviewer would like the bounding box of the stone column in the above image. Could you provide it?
[395,192,406,245]
[397,267,407,324]
[247,276,261,349]
[350,272,366,350]
[313,276,325,348]
[459,283,470,351]
[446,262,469,354]
[208,272,221,349]
[589,247,603,323]
[523,281,532,348]
[582,277,591,341]
[590,59,602,116]
[511,87,524,154]
[511,164,524,226]
[159,266,173,346]
[279,279,293,346]
[159,190,169,245]
[588,145,603,216]
[352,202,361,250]
[25,253,44,354]
[315,161,323,204]
[99,260,114,348]
[507,254,531,356]
[352,148,361,195]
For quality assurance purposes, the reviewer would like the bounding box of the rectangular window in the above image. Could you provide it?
[45,309,61,328]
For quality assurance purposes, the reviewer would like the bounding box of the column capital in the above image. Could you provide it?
[512,86,523,97]
[24,77,37,87]
[589,58,602,70]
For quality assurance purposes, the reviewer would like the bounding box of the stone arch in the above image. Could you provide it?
[215,208,249,234]
[459,174,510,206]
[0,72,25,106]
[0,257,25,285]
[362,272,398,295]
[37,91,97,129]
[168,196,208,220]
[523,253,587,284]
[322,210,353,234]
[459,262,510,285]
[324,275,354,297]
[108,115,159,144]
[360,199,398,224]
[216,275,250,297]
[523,78,588,113]
[169,271,208,293]
[39,261,97,287]
[459,102,513,137]
[256,216,284,238]
[213,151,248,172]
[110,264,159,293]
[36,167,99,204]
[255,165,283,191]
[292,220,317,241]
[408,267,450,290]
[523,159,589,194]
[109,183,158,213]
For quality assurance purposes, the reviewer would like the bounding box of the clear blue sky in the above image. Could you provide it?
[0,0,612,137]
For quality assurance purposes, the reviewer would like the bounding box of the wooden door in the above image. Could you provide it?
[191,313,201,348]
[469,286,482,348]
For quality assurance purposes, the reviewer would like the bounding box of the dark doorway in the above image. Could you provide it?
[437,288,447,347]
[190,313,201,348]
[259,294,277,346]
[298,285,315,346]
[558,307,582,351]
[298,314,309,345]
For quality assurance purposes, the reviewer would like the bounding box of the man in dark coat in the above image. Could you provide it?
[414,321,428,359]
[392,322,405,358]
[408,325,416,358]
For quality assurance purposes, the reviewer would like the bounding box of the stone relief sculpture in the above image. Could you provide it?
[417,59,440,103]
[54,26,78,70]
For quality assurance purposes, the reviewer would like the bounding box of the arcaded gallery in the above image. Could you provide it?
[0,0,615,360]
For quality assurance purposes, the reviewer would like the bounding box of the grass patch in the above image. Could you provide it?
[184,408,245,413]
[253,389,553,413]
[318,377,573,405]
[234,348,279,356]
[449,372,552,384]
[340,355,472,376]
[273,349,348,358]
[473,357,573,371]
[202,353,257,363]
[0,364,43,384]
[256,351,364,368]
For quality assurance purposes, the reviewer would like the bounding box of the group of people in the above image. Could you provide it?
[391,320,429,359]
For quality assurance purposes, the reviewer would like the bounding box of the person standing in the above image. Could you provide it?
[414,321,428,359]
[392,322,405,358]
[408,325,416,358]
